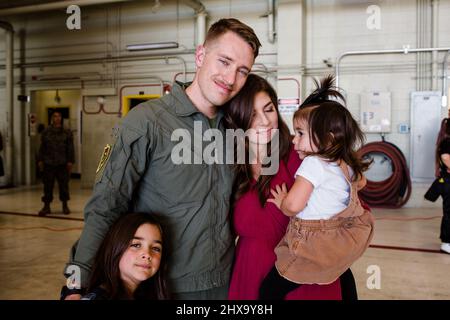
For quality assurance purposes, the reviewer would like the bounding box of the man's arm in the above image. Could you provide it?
[37,130,47,171]
[62,111,154,298]
[37,130,46,163]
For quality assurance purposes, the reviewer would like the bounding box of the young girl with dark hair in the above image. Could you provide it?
[259,75,375,300]
[81,212,169,300]
[425,117,450,254]
[433,118,450,177]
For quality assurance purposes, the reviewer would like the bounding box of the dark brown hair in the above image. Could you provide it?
[293,75,369,181]
[292,74,346,141]
[296,75,345,111]
[224,74,291,207]
[87,212,169,300]
[435,118,450,176]
[50,110,64,126]
[304,101,370,181]
[205,18,261,59]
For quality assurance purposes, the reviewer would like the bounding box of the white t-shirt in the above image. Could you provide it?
[294,155,352,220]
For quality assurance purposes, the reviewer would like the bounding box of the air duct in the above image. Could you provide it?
[181,0,207,46]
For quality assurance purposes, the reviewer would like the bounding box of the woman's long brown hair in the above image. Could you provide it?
[87,212,169,300]
[223,74,291,207]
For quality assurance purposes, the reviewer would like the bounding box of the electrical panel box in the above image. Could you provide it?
[360,91,391,133]
[410,91,442,182]
[398,123,410,134]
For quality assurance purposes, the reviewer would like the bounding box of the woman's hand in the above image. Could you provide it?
[267,183,288,209]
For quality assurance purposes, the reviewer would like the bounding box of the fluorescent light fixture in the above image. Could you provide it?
[126,41,179,51]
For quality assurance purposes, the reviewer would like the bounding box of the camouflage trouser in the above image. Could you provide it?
[41,164,70,203]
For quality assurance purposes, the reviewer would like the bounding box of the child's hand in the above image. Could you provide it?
[267,183,288,209]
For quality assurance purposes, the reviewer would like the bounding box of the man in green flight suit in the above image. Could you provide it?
[62,18,261,300]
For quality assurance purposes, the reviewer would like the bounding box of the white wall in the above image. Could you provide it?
[0,0,277,187]
[304,0,450,207]
[0,0,450,207]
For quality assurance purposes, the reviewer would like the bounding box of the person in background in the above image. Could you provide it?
[35,123,46,180]
[434,116,450,177]
[425,117,450,254]
[37,111,74,216]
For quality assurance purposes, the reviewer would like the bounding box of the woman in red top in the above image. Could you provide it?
[224,74,356,300]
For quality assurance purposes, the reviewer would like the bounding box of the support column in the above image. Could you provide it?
[276,0,305,133]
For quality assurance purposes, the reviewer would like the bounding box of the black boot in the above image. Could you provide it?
[38,203,51,216]
[62,202,70,215]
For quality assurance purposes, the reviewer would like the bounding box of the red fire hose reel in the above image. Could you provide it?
[358,141,412,208]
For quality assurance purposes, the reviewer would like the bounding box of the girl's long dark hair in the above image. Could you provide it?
[295,75,370,181]
[223,74,291,207]
[87,212,169,300]
[307,102,370,181]
[299,74,345,109]
[435,118,450,176]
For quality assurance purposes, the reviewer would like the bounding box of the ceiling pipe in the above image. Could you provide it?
[0,0,132,16]
[442,50,450,107]
[431,0,439,91]
[267,0,275,44]
[196,11,207,46]
[336,47,450,89]
[180,0,206,14]
[0,21,14,186]
[0,50,194,69]
[181,0,207,46]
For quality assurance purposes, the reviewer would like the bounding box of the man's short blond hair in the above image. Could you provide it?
[204,18,261,59]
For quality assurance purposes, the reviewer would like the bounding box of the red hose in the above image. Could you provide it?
[357,141,412,208]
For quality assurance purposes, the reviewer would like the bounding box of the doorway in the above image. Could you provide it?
[30,89,82,183]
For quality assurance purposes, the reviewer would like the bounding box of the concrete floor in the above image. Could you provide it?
[1,180,449,300]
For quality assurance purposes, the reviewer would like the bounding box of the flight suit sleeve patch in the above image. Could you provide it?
[95,144,112,182]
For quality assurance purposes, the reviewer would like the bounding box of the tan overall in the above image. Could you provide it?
[274,162,375,285]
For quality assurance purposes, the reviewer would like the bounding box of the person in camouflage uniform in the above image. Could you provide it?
[38,110,75,216]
